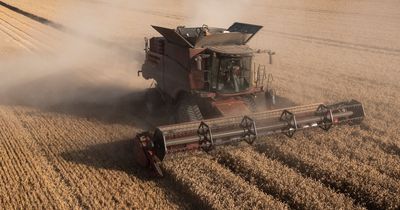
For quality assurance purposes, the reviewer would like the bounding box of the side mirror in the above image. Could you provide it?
[144,37,149,52]
[267,50,276,64]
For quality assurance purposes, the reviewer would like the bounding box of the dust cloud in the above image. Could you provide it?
[0,0,150,108]
[0,0,261,110]
[183,0,254,27]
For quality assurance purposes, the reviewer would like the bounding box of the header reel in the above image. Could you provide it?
[133,100,365,177]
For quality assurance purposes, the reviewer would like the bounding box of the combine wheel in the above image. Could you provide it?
[176,100,203,123]
[144,88,164,115]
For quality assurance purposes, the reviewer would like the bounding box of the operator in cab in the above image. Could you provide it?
[218,64,243,93]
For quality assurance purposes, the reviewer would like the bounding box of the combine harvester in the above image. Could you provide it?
[134,23,365,176]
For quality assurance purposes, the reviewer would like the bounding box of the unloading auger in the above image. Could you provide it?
[133,100,365,177]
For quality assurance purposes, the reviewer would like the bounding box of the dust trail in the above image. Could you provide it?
[183,0,255,27]
[0,0,151,108]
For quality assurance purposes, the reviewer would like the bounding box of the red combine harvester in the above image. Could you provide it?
[134,23,365,176]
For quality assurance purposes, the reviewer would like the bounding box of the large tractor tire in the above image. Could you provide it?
[144,88,164,115]
[176,99,203,123]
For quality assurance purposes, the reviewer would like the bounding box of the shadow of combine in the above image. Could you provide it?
[42,90,172,129]
[61,139,137,173]
[46,91,149,126]
[60,138,205,209]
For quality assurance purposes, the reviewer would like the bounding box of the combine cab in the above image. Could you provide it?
[139,22,274,121]
[134,23,366,177]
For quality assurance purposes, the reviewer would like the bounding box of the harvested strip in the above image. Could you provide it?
[0,107,79,209]
[216,147,364,210]
[11,106,191,209]
[163,155,289,210]
[257,136,400,210]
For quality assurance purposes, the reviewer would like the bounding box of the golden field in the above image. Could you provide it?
[0,0,399,209]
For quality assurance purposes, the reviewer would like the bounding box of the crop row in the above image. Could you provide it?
[11,106,189,209]
[163,154,289,210]
[0,106,77,209]
[305,128,400,180]
[257,135,400,210]
[216,147,363,210]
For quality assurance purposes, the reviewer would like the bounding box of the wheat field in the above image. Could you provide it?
[0,0,399,209]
